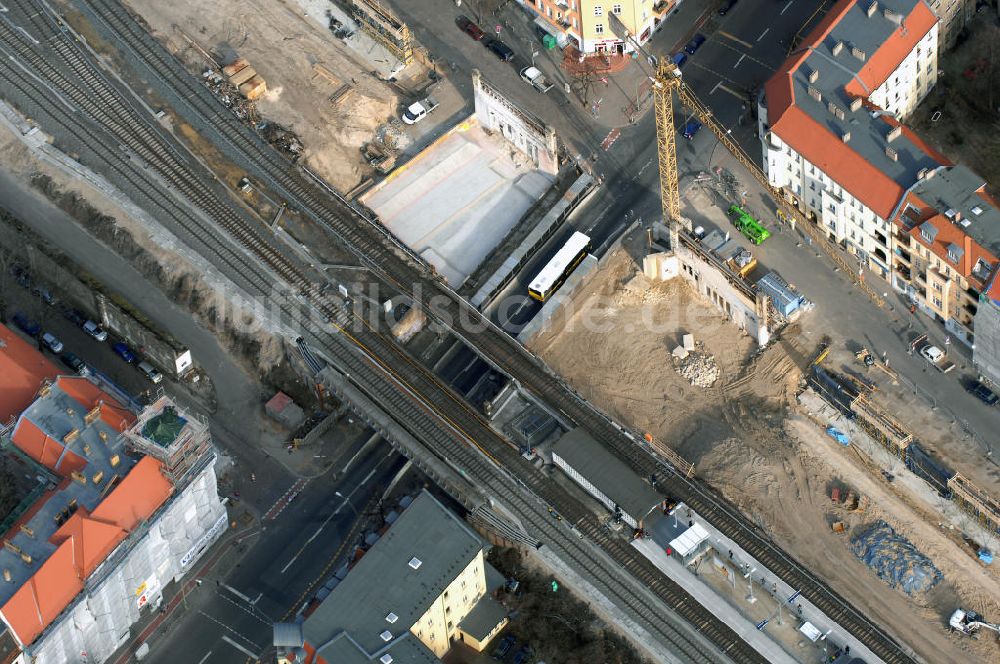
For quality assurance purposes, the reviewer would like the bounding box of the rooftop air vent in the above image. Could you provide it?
[841,131,852,143]
[385,612,398,624]
[808,69,819,83]
[827,102,845,120]
[380,630,393,642]
[867,1,878,17]
[832,40,845,56]
[408,557,422,570]
[380,656,394,664]
[2,569,10,583]
[885,146,897,161]
[917,168,928,180]
[849,97,863,112]
[887,126,902,142]
[807,86,822,102]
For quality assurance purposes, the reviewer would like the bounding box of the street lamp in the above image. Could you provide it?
[334,491,361,518]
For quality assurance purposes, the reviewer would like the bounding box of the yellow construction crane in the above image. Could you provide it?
[606,12,885,308]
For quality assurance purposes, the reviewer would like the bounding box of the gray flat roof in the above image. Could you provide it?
[316,632,439,664]
[304,490,485,658]
[912,166,1000,257]
[552,428,663,520]
[458,596,507,641]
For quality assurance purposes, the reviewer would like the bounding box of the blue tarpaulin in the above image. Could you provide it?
[826,426,849,445]
[979,549,994,565]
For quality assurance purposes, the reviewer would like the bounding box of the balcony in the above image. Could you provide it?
[654,0,674,16]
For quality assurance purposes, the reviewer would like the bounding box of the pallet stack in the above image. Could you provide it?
[223,57,267,101]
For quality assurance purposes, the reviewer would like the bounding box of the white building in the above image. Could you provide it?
[0,383,226,664]
[759,0,942,280]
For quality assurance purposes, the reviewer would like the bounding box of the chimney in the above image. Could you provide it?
[807,85,822,101]
[19,525,34,538]
[110,454,120,467]
[849,97,863,112]
[832,41,845,56]
[842,131,852,143]
[19,553,31,565]
[885,146,898,161]
[808,69,819,83]
[851,45,867,61]
[2,569,10,583]
[63,428,80,445]
[887,125,902,142]
[883,8,901,22]
[867,1,879,17]
[827,103,845,120]
[85,404,101,425]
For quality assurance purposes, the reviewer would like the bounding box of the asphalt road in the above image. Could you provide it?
[136,442,404,664]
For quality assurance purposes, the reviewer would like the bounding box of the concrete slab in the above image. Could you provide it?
[683,333,695,351]
[361,117,554,286]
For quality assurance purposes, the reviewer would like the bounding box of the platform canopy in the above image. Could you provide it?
[668,522,709,557]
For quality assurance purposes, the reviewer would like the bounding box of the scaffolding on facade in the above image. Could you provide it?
[948,473,1000,534]
[350,0,413,66]
[121,396,211,485]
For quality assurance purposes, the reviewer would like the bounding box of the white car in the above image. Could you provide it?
[41,332,63,354]
[138,361,163,384]
[82,320,108,342]
[919,344,945,364]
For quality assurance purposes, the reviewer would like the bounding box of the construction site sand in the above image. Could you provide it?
[530,246,1000,664]
[121,0,399,191]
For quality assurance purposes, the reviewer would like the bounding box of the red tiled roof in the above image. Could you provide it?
[0,324,59,423]
[843,2,938,97]
[10,418,88,477]
[55,377,134,432]
[0,457,172,647]
[765,0,943,219]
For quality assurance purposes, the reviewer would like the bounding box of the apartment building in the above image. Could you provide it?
[519,0,677,53]
[760,0,941,279]
[890,165,1000,346]
[925,0,974,51]
[275,491,508,664]
[0,344,226,664]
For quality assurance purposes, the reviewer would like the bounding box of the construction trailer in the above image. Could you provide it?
[350,0,413,66]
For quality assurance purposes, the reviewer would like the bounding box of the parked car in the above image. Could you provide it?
[919,344,945,364]
[684,34,706,55]
[671,52,688,68]
[455,14,485,41]
[137,361,163,384]
[485,38,515,62]
[492,634,516,659]
[31,284,54,305]
[40,332,64,354]
[112,341,137,363]
[512,646,533,664]
[63,307,87,327]
[12,312,40,337]
[968,380,998,406]
[682,119,702,139]
[519,66,554,92]
[59,351,87,374]
[401,96,439,125]
[82,320,108,342]
[719,0,738,15]
[12,265,31,289]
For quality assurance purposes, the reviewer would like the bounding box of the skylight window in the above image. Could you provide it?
[408,557,422,570]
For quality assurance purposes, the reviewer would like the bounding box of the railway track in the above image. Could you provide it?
[1,1,919,662]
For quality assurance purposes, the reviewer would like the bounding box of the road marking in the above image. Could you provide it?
[710,80,722,95]
[342,432,380,474]
[757,28,770,42]
[221,636,259,659]
[222,583,251,603]
[263,478,309,521]
[718,84,747,100]
[279,456,389,574]
[734,54,746,69]
[781,0,794,14]
[718,31,754,49]
[196,652,213,664]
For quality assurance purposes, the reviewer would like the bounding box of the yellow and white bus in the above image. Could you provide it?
[528,232,591,301]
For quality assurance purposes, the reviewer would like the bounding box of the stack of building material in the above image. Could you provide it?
[224,57,268,101]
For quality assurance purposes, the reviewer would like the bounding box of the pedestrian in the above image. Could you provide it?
[250,473,256,482]
[729,549,734,559]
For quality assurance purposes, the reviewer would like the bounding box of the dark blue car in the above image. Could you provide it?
[672,52,688,68]
[684,34,706,55]
[683,119,702,139]
[12,312,40,337]
[112,341,137,364]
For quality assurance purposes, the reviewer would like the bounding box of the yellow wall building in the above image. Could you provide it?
[520,0,678,53]
[275,491,509,664]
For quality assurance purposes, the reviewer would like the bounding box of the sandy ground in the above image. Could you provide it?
[527,237,1000,664]
[120,0,400,191]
